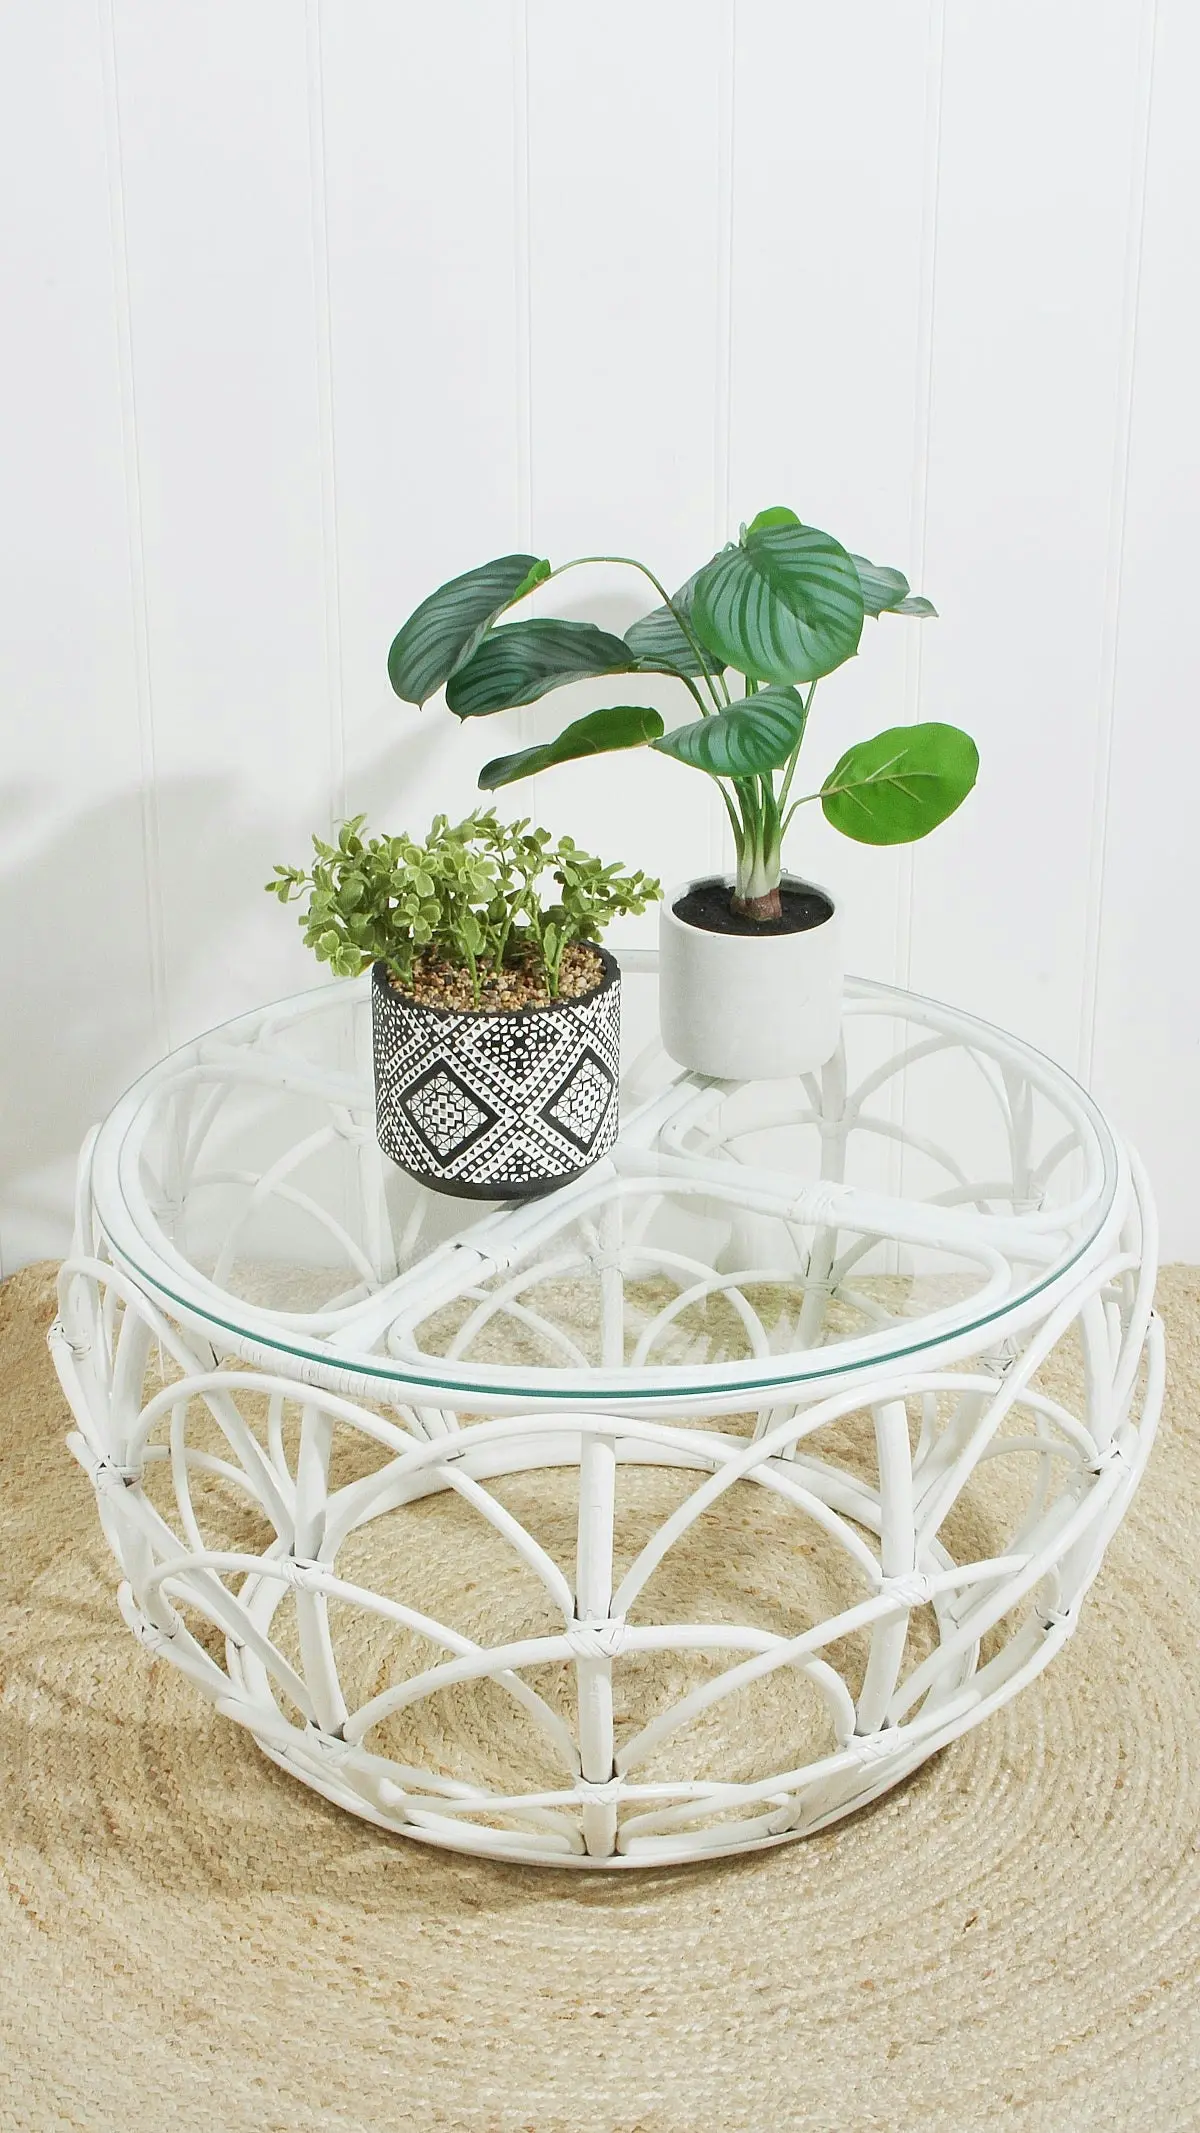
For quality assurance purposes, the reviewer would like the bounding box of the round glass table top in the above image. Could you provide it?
[86,963,1123,1411]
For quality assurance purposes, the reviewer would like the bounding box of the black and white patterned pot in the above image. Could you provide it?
[370,950,621,1199]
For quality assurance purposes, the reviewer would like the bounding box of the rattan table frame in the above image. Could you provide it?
[51,962,1163,1867]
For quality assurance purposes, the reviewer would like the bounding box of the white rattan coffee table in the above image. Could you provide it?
[52,958,1163,1868]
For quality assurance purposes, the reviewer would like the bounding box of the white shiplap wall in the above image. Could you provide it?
[2,0,1196,1267]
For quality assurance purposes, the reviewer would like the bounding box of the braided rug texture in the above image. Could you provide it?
[0,1261,1197,2133]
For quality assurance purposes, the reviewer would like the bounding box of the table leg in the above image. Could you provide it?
[856,1397,916,1735]
[574,1204,623,1856]
[294,1403,348,1735]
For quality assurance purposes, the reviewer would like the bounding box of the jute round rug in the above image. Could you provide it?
[1,1263,1197,2132]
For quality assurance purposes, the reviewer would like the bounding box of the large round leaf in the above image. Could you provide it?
[446,619,636,717]
[651,686,807,777]
[821,722,978,844]
[624,565,725,677]
[387,554,548,705]
[478,705,665,789]
[692,515,865,684]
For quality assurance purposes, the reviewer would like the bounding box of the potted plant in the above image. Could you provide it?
[386,509,978,1078]
[266,810,658,1198]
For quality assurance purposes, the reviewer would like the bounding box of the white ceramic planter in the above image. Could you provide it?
[658,874,845,1080]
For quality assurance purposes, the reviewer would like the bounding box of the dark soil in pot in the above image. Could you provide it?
[371,947,621,1201]
[672,877,834,937]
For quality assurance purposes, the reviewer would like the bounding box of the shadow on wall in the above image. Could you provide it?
[0,773,285,1264]
[0,723,491,1267]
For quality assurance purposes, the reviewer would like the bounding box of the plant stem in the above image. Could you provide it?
[776,679,817,815]
[723,764,788,917]
[546,554,730,711]
[674,671,713,717]
[493,905,514,973]
[730,775,759,907]
[716,779,746,867]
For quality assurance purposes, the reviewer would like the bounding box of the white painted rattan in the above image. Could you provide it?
[51,964,1163,1867]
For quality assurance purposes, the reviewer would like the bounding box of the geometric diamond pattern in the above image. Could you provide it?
[371,952,621,1199]
[399,1062,496,1162]
[542,1046,617,1155]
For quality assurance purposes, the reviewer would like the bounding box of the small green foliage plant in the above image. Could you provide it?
[387,507,979,921]
[266,809,659,1006]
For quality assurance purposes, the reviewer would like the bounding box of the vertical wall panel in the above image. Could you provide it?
[0,3,155,1270]
[728,0,939,984]
[112,0,333,1044]
[907,2,1147,1069]
[320,0,523,842]
[516,0,729,920]
[2,1,1198,1268]
[1093,0,1199,1258]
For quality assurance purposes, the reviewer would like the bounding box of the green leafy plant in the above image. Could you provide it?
[387,509,978,920]
[266,810,659,1004]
